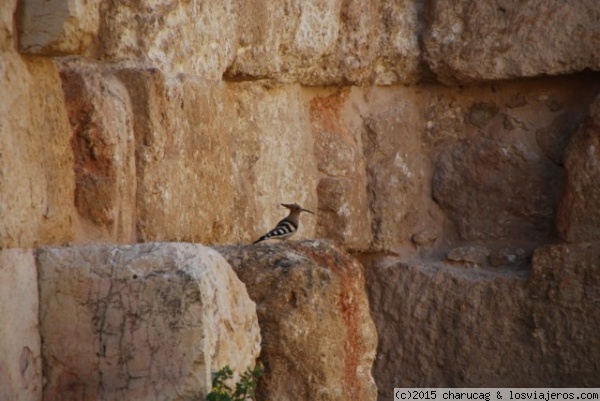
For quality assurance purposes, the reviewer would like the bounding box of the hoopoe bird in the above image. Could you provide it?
[253,203,314,244]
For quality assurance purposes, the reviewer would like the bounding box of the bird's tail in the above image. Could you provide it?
[253,236,267,244]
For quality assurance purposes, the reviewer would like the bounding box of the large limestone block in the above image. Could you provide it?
[362,88,443,251]
[217,240,377,401]
[367,257,529,393]
[115,68,235,244]
[557,94,600,242]
[0,54,76,248]
[364,243,600,395]
[424,0,600,84]
[226,83,318,243]
[17,0,101,55]
[309,88,372,250]
[36,242,261,401]
[226,0,347,84]
[0,249,42,401]
[94,0,237,78]
[227,0,421,85]
[58,59,136,243]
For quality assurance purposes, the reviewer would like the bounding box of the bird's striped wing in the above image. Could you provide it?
[253,219,298,244]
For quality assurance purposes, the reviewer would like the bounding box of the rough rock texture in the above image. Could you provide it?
[528,242,600,383]
[0,55,76,249]
[17,0,101,55]
[227,82,319,243]
[363,242,600,397]
[354,76,600,252]
[557,94,600,242]
[363,89,443,251]
[445,245,490,267]
[217,240,377,401]
[226,0,421,85]
[32,60,320,245]
[113,71,319,245]
[59,59,136,243]
[13,0,600,85]
[1,0,15,51]
[117,68,236,244]
[226,0,349,83]
[94,0,238,79]
[371,0,421,85]
[0,249,42,401]
[36,242,261,401]
[424,0,600,84]
[432,136,563,242]
[424,76,600,247]
[15,0,422,85]
[5,1,600,396]
[309,88,372,250]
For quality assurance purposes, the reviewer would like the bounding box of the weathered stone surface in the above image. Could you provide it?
[310,77,600,252]
[371,0,421,85]
[0,54,76,248]
[37,242,261,401]
[17,0,101,55]
[217,240,377,401]
[310,88,372,250]
[14,0,600,85]
[364,242,600,395]
[225,0,369,85]
[58,59,136,243]
[226,0,345,83]
[0,249,42,401]
[94,0,237,79]
[1,0,15,51]
[411,230,438,246]
[535,111,587,165]
[54,68,319,245]
[119,70,236,244]
[226,0,420,85]
[424,0,600,84]
[322,0,378,84]
[367,257,526,392]
[528,243,600,384]
[557,94,600,242]
[226,83,318,244]
[13,0,422,84]
[432,136,563,242]
[424,76,600,247]
[445,245,490,267]
[362,88,443,251]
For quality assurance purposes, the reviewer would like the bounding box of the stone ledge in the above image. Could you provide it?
[216,240,378,401]
[36,242,260,401]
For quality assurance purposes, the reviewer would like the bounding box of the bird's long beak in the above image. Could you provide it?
[301,208,315,215]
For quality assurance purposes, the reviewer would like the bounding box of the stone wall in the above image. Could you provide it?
[2,0,600,399]
[4,0,600,251]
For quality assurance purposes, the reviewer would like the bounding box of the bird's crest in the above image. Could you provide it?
[281,203,314,214]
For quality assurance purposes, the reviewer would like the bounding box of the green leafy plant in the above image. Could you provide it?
[207,364,263,401]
